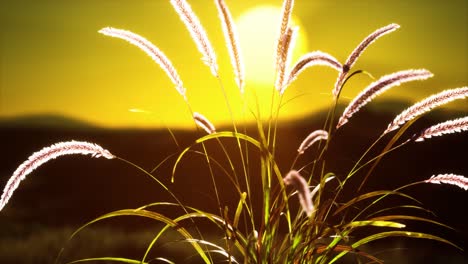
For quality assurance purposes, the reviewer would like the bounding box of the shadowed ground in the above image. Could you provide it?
[0,104,466,263]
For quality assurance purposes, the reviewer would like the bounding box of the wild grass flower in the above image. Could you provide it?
[286,51,342,87]
[425,174,468,191]
[333,23,400,97]
[170,0,218,77]
[275,0,294,70]
[385,87,468,134]
[283,170,334,217]
[193,112,216,134]
[275,26,298,94]
[0,141,114,211]
[297,129,328,154]
[215,0,244,92]
[98,27,186,98]
[283,170,313,216]
[415,116,468,142]
[337,69,433,128]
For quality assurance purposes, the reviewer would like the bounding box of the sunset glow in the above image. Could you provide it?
[1,1,466,128]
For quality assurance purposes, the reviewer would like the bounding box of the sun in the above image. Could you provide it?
[123,5,310,128]
[236,5,309,87]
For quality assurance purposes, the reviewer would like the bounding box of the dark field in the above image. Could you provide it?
[0,105,467,263]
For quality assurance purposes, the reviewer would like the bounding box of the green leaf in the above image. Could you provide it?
[65,209,211,264]
[233,192,247,228]
[172,131,261,182]
[66,257,147,264]
[333,190,418,216]
[352,231,461,250]
[346,220,405,228]
[370,215,454,230]
[329,231,461,263]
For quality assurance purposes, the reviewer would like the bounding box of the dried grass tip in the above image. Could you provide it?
[193,112,216,134]
[425,174,468,191]
[0,141,114,211]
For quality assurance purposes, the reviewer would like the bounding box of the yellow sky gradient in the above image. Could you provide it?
[1,0,467,128]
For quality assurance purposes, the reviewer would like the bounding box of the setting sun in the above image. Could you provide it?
[236,5,308,86]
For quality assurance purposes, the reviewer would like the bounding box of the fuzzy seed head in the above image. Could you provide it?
[337,69,433,129]
[99,27,186,98]
[298,130,328,154]
[286,51,342,88]
[215,0,245,93]
[425,174,468,191]
[415,116,468,142]
[283,170,313,217]
[0,141,114,212]
[193,112,216,134]
[385,87,468,134]
[333,23,400,97]
[276,26,298,94]
[170,0,218,77]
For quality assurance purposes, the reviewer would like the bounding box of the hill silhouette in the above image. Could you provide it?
[0,114,100,130]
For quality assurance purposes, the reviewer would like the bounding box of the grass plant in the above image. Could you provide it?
[1,0,467,263]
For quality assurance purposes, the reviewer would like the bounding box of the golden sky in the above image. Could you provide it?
[1,0,467,128]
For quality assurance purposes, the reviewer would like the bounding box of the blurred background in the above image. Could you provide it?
[1,0,467,263]
[1,0,467,128]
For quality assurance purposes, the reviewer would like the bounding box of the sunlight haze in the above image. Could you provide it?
[1,0,467,128]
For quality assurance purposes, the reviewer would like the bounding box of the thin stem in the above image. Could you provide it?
[240,88,253,235]
[267,85,277,148]
[114,157,213,263]
[216,74,256,238]
[352,180,425,221]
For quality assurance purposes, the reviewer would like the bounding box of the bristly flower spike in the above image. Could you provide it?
[276,26,298,94]
[283,170,313,216]
[286,51,342,87]
[333,23,400,97]
[0,141,114,211]
[415,116,468,142]
[337,69,433,129]
[425,174,468,191]
[193,112,216,134]
[297,130,328,154]
[283,170,334,217]
[99,27,186,99]
[215,0,245,93]
[170,0,218,77]
[385,87,468,134]
[275,0,294,70]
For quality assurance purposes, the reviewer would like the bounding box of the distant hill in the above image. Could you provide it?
[1,99,465,130]
[0,114,100,130]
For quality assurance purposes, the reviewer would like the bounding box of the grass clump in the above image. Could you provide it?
[1,0,466,263]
